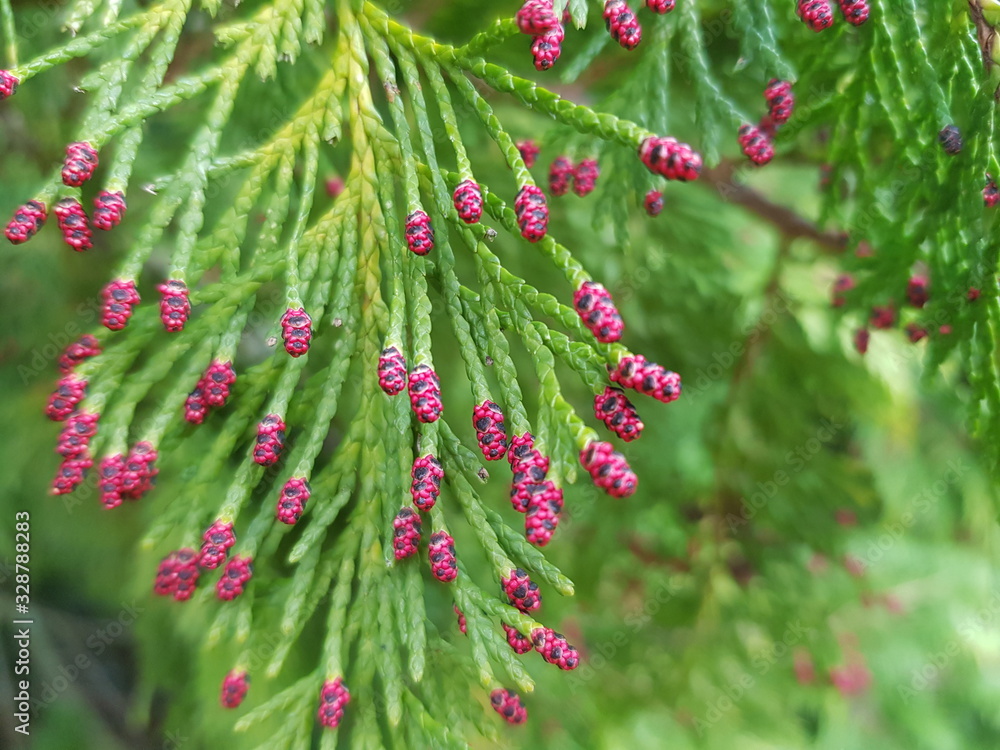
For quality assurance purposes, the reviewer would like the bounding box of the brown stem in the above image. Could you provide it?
[701,160,848,253]
[969,0,997,73]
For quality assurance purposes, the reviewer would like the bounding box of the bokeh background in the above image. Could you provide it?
[3,1,1000,748]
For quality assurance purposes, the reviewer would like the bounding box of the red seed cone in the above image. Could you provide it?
[220,670,250,709]
[61,142,99,187]
[199,520,236,569]
[832,274,855,307]
[253,413,286,466]
[428,531,458,582]
[580,440,638,498]
[202,360,237,407]
[838,0,869,25]
[938,125,962,155]
[572,158,600,196]
[905,323,928,343]
[277,477,311,524]
[157,279,191,332]
[453,180,484,223]
[906,275,929,308]
[531,627,580,669]
[410,454,443,511]
[510,452,550,513]
[516,0,558,35]
[985,177,1000,207]
[46,374,87,421]
[502,623,533,654]
[594,386,644,442]
[738,124,774,166]
[797,0,834,31]
[325,176,345,198]
[5,200,47,244]
[408,364,443,422]
[173,549,201,601]
[604,0,642,50]
[216,554,254,600]
[56,411,99,459]
[58,334,101,374]
[830,659,873,696]
[455,605,467,634]
[854,328,870,355]
[98,453,127,509]
[524,481,564,546]
[0,70,19,100]
[608,354,646,389]
[516,140,540,168]
[184,386,208,424]
[510,475,545,514]
[120,441,158,500]
[53,198,93,251]
[473,400,508,460]
[638,136,702,181]
[317,678,351,729]
[154,548,200,601]
[548,156,574,196]
[93,190,127,230]
[869,305,895,330]
[405,210,434,255]
[153,552,181,596]
[514,185,549,242]
[502,568,542,613]
[643,190,664,216]
[378,345,407,395]
[280,307,312,357]
[507,432,539,468]
[393,507,422,560]
[645,0,675,12]
[102,279,141,331]
[764,79,794,126]
[573,281,624,343]
[609,354,682,404]
[490,688,528,725]
[50,456,93,495]
[531,28,563,71]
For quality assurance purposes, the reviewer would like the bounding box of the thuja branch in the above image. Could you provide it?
[363,0,701,170]
[0,0,754,742]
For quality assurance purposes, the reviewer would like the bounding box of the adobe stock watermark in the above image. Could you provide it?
[693,619,814,735]
[57,404,171,516]
[898,586,1000,704]
[726,416,843,532]
[568,575,685,692]
[31,600,144,711]
[850,458,970,574]
[17,298,102,386]
[687,290,792,397]
[6,0,62,44]
[608,246,668,307]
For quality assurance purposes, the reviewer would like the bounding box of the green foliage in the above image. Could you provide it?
[2,1,1000,749]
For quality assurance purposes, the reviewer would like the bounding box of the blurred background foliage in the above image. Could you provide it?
[3,0,1000,748]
